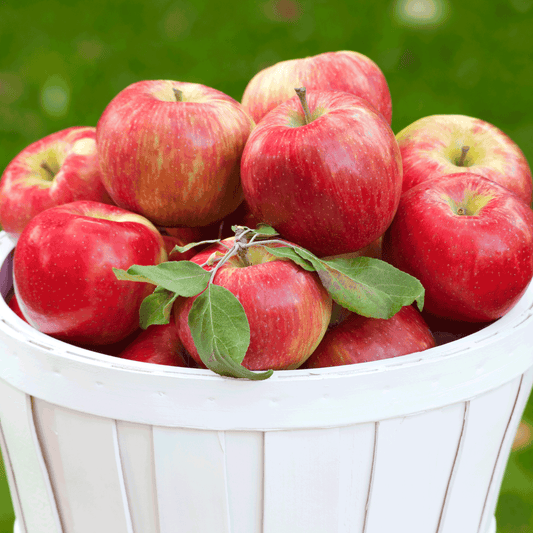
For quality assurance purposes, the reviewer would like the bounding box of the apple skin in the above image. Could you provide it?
[240,90,402,257]
[13,200,168,345]
[118,322,189,367]
[174,237,333,371]
[382,173,533,322]
[159,226,205,262]
[0,127,114,242]
[96,80,255,227]
[241,50,392,125]
[303,305,435,369]
[396,114,532,204]
[7,294,28,323]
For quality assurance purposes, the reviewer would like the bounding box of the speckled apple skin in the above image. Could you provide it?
[97,80,254,227]
[241,50,392,125]
[0,126,113,241]
[383,173,533,322]
[13,201,167,345]
[396,114,533,204]
[240,91,402,257]
[174,238,333,371]
[303,305,435,369]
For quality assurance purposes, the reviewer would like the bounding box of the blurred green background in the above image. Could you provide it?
[1,0,533,531]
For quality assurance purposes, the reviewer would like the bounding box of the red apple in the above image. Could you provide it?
[241,50,392,125]
[118,322,189,367]
[396,114,532,204]
[159,226,205,261]
[240,89,402,257]
[0,127,114,242]
[382,173,533,322]
[303,305,435,368]
[14,200,167,345]
[7,294,28,323]
[174,237,332,370]
[96,80,255,227]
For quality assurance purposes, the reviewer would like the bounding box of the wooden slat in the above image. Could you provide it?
[364,402,467,533]
[116,421,159,533]
[337,423,376,532]
[263,427,342,533]
[32,399,133,533]
[223,431,264,533]
[0,379,61,533]
[478,367,533,533]
[438,375,524,533]
[153,427,232,533]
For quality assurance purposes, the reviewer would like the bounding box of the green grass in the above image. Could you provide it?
[1,0,533,530]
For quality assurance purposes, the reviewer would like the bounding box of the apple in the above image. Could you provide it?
[7,294,28,323]
[0,126,114,242]
[303,305,435,369]
[96,80,255,227]
[159,226,205,262]
[118,322,189,367]
[382,173,533,322]
[241,50,392,125]
[13,200,168,345]
[240,89,402,257]
[396,114,532,204]
[174,237,333,370]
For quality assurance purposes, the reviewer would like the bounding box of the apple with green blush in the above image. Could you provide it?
[0,126,114,242]
[96,80,255,228]
[396,114,532,204]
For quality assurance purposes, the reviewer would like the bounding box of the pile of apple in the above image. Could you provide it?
[2,50,533,379]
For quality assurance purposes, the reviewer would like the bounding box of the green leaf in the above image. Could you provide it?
[260,245,316,271]
[139,287,179,329]
[188,284,273,380]
[171,239,222,254]
[252,224,279,236]
[265,244,425,319]
[231,224,279,239]
[113,261,210,296]
[306,253,425,319]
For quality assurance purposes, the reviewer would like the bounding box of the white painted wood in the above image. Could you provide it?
[478,366,533,533]
[115,421,159,533]
[337,423,376,533]
[263,428,342,533]
[364,402,467,533]
[32,399,133,533]
[0,380,61,533]
[0,419,27,533]
[153,427,231,533]
[223,431,264,533]
[438,376,523,533]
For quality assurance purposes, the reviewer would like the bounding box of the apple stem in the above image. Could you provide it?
[173,88,183,102]
[457,145,470,167]
[294,87,312,125]
[40,161,56,179]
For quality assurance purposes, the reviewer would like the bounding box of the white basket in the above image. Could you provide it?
[0,230,530,533]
